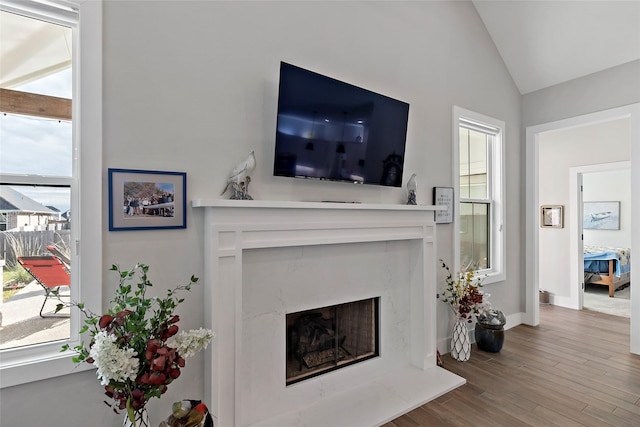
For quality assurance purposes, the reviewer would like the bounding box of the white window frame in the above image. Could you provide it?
[0,0,102,388]
[453,106,505,284]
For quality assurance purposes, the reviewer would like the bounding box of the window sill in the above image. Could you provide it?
[480,270,506,286]
[0,344,93,388]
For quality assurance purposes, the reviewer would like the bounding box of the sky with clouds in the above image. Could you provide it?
[1,68,73,212]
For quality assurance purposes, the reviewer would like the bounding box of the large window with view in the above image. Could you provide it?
[0,0,101,387]
[454,107,504,283]
[1,9,73,348]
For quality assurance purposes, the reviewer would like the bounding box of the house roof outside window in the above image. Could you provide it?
[0,186,56,215]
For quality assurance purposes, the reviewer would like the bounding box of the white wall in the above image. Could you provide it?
[538,118,630,300]
[1,2,523,425]
[583,169,631,248]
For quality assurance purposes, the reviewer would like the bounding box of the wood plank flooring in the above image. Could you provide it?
[385,305,640,427]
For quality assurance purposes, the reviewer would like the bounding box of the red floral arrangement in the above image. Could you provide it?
[59,263,213,424]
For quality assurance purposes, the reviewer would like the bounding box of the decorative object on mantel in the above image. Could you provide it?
[433,187,454,224]
[439,260,490,361]
[55,264,214,427]
[159,399,214,427]
[220,150,256,200]
[406,173,417,205]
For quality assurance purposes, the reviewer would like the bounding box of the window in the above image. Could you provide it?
[453,107,505,283]
[0,0,102,387]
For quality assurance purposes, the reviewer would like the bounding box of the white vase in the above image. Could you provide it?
[122,408,150,427]
[451,317,471,361]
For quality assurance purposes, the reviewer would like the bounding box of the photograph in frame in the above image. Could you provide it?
[540,205,563,229]
[108,169,186,231]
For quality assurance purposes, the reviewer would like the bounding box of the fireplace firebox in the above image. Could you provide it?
[286,297,379,385]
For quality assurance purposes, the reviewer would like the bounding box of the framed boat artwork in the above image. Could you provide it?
[583,201,620,230]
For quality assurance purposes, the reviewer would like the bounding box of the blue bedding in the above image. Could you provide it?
[584,245,631,277]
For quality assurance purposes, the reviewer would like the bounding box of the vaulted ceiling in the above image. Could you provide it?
[1,2,639,96]
[472,0,640,94]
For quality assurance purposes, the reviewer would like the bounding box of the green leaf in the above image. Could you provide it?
[126,398,135,424]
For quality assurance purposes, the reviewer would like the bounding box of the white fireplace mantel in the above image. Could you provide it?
[193,199,464,427]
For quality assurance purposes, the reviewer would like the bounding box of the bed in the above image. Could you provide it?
[584,245,631,297]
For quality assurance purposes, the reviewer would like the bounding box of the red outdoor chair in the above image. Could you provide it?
[46,245,71,269]
[17,255,70,318]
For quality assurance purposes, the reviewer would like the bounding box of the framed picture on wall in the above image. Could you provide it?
[583,201,620,230]
[108,168,187,231]
[433,187,454,224]
[540,205,563,228]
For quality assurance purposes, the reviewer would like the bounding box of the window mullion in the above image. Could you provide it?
[460,197,489,204]
[0,174,74,187]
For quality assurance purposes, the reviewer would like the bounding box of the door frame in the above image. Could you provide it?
[570,161,630,311]
[525,103,640,354]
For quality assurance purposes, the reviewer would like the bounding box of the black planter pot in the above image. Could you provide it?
[474,310,506,353]
[474,322,504,352]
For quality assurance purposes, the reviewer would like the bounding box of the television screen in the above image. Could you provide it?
[273,62,409,187]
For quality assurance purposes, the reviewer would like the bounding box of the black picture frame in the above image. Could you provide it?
[108,168,187,231]
[433,187,454,224]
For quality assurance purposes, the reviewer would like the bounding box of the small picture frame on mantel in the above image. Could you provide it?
[433,187,454,224]
[540,205,564,229]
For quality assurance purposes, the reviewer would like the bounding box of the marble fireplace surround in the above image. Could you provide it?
[193,200,465,427]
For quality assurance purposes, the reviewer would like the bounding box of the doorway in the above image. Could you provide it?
[571,164,631,317]
[525,103,640,355]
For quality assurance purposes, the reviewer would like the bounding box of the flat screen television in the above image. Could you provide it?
[273,62,409,187]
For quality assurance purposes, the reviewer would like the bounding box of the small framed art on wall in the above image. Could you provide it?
[108,168,187,231]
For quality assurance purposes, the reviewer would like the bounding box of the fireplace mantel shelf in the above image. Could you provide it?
[194,200,464,427]
[192,198,446,211]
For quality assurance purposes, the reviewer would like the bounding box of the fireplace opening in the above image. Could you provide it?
[286,297,380,385]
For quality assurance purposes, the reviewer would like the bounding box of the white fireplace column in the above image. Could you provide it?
[193,200,465,427]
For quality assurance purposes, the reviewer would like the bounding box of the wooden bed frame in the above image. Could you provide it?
[588,258,631,297]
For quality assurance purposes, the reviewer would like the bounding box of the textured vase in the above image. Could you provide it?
[122,408,150,427]
[451,317,471,361]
